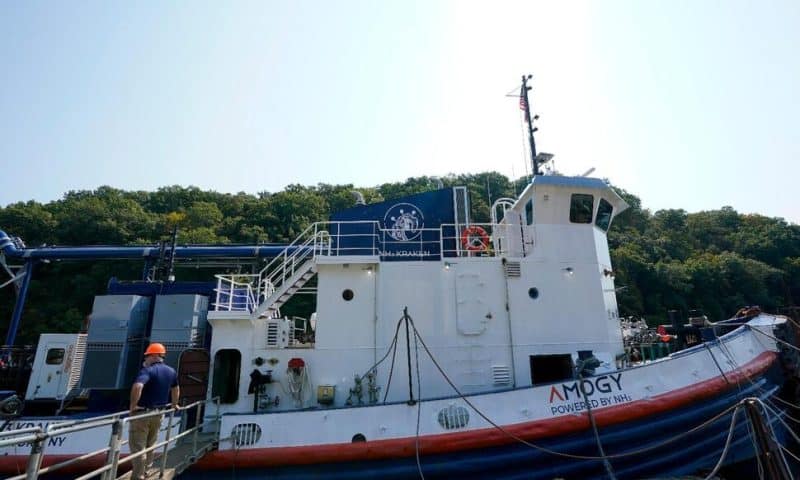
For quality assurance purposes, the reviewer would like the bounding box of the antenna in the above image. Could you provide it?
[519,74,540,177]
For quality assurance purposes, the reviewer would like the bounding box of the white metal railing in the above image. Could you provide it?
[1,397,221,480]
[213,274,262,312]
[212,220,508,313]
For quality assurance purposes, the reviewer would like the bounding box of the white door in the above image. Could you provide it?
[31,342,70,399]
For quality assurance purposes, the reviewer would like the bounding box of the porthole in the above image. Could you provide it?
[352,433,366,442]
[528,287,539,299]
[342,289,354,301]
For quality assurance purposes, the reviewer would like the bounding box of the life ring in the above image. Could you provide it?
[461,226,490,252]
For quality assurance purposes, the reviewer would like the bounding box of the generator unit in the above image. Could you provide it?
[25,333,87,401]
[150,294,209,367]
[80,295,150,390]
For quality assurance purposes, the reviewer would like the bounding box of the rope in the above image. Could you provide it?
[578,370,617,479]
[752,327,800,355]
[751,398,792,478]
[403,312,740,461]
[383,332,400,404]
[704,343,731,385]
[702,404,742,480]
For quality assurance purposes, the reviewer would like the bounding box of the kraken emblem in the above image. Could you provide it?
[384,203,424,241]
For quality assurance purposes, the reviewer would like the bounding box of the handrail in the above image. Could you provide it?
[213,219,507,315]
[4,397,221,480]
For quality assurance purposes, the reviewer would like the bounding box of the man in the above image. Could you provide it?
[129,342,180,480]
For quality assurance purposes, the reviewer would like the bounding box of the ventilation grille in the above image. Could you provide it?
[86,342,124,351]
[492,365,512,386]
[67,334,88,392]
[231,423,262,446]
[266,322,279,347]
[503,262,521,278]
[437,405,470,430]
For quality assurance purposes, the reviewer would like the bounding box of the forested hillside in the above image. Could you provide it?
[1,172,798,343]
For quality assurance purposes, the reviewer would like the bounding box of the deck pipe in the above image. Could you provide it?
[0,229,306,346]
[4,260,33,346]
[0,229,300,260]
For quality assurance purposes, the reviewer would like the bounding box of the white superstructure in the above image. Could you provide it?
[208,175,629,413]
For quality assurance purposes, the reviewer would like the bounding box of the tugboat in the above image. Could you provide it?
[0,76,796,479]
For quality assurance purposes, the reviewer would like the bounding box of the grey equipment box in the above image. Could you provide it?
[150,295,209,368]
[80,295,150,389]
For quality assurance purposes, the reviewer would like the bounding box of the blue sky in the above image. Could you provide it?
[1,1,798,223]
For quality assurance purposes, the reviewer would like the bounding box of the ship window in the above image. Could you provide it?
[595,198,613,231]
[45,348,65,365]
[569,194,594,224]
[525,199,534,225]
[212,349,241,404]
[342,289,354,301]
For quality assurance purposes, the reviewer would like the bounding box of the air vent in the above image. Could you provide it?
[231,423,262,446]
[437,405,470,430]
[492,365,512,386]
[266,321,279,347]
[67,334,88,392]
[504,262,521,278]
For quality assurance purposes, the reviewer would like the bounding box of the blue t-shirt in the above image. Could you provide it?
[134,361,178,409]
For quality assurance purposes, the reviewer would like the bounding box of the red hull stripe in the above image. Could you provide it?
[194,351,777,470]
[0,351,777,474]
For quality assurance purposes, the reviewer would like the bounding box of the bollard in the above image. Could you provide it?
[25,435,45,480]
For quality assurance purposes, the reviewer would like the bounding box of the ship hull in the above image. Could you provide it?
[0,325,791,479]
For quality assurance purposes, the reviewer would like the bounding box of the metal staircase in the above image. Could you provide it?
[212,224,330,317]
[252,260,317,318]
[249,225,330,319]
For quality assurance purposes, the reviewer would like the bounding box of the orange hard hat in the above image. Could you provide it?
[144,343,167,356]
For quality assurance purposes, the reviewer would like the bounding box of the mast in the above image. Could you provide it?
[520,74,540,176]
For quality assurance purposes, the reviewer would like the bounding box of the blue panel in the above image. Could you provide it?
[331,188,456,261]
[106,279,217,298]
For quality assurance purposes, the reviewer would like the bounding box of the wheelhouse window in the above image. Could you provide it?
[569,194,594,224]
[525,199,534,225]
[212,349,241,404]
[45,348,65,365]
[595,198,614,231]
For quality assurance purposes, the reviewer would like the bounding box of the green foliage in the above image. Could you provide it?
[1,174,799,342]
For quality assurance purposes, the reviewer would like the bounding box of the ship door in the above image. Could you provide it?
[521,198,536,256]
[30,341,70,400]
[178,349,211,404]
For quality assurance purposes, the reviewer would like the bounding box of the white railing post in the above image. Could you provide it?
[214,277,222,311]
[24,433,45,480]
[159,409,176,476]
[104,418,124,480]
[192,404,201,455]
[439,225,444,259]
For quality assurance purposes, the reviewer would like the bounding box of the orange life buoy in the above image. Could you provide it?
[461,226,490,252]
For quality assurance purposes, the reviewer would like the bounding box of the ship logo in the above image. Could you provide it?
[384,203,424,241]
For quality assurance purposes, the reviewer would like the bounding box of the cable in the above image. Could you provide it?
[383,332,400,404]
[578,370,617,479]
[702,404,742,480]
[756,399,795,477]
